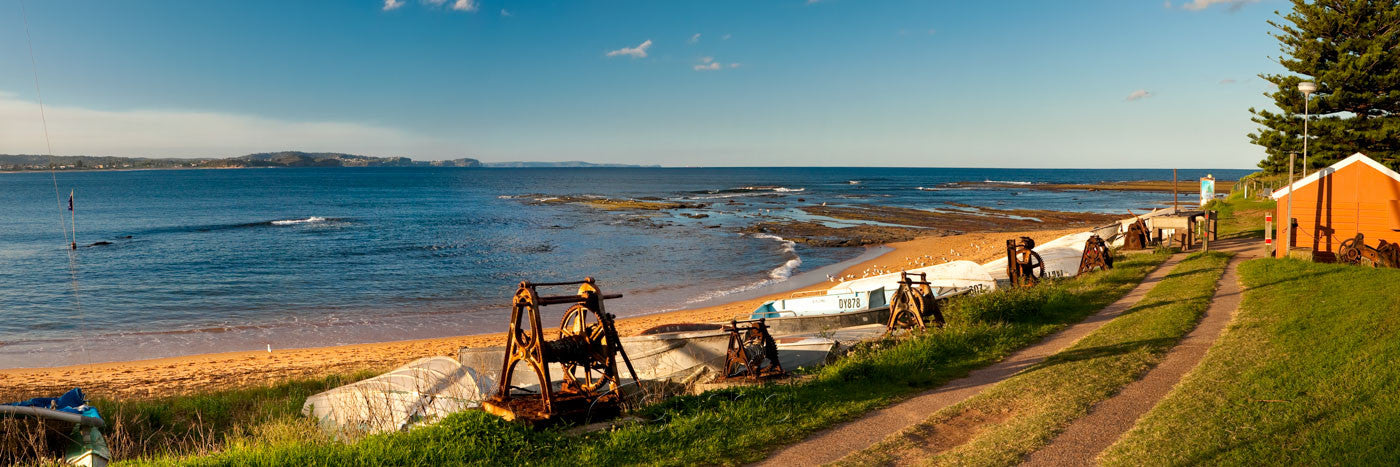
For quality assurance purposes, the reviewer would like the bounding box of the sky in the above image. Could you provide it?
[0,0,1292,168]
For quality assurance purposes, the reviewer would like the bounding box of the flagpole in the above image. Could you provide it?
[69,189,76,250]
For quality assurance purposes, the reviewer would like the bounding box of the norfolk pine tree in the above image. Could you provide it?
[1249,0,1400,173]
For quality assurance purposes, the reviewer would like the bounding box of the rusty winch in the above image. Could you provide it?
[482,277,638,424]
[1006,236,1045,287]
[886,271,943,335]
[721,318,785,380]
[1123,216,1151,250]
[1078,234,1114,274]
[1338,233,1400,268]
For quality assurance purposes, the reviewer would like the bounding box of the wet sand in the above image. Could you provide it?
[0,228,1086,400]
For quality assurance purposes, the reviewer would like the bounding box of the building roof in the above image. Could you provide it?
[1270,152,1400,200]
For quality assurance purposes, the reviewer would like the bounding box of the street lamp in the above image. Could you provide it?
[1299,81,1316,176]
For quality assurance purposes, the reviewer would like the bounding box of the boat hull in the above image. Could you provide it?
[759,306,891,335]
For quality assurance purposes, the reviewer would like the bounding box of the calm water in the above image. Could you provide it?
[0,167,1250,367]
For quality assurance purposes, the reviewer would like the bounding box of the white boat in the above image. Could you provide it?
[748,287,888,320]
[830,260,996,299]
[302,356,486,434]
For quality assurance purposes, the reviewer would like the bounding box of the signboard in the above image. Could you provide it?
[1200,175,1216,206]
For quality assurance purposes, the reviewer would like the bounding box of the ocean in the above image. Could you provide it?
[0,167,1251,368]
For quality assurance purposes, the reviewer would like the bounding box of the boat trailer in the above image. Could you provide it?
[1077,234,1114,274]
[720,318,785,380]
[482,277,639,424]
[1006,237,1045,287]
[1339,233,1400,268]
[886,271,943,335]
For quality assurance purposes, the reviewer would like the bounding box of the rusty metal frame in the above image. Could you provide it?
[1078,234,1114,274]
[886,271,942,335]
[721,318,785,380]
[1006,237,1045,288]
[482,277,638,423]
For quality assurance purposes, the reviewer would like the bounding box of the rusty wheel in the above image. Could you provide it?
[1014,250,1045,286]
[1339,238,1362,265]
[559,305,611,393]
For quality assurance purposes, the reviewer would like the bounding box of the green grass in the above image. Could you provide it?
[1206,180,1275,240]
[1100,258,1400,465]
[95,372,378,460]
[117,251,1171,466]
[842,251,1231,466]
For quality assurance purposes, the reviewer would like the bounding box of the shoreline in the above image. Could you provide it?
[0,227,1086,399]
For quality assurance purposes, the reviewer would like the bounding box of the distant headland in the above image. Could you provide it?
[0,151,660,171]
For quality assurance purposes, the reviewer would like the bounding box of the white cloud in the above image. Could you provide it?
[500,8,511,16]
[688,33,701,44]
[383,0,405,11]
[722,34,732,40]
[1219,78,1237,85]
[1179,0,1257,11]
[0,91,446,158]
[606,40,652,58]
[451,0,477,12]
[694,57,739,71]
[1125,90,1153,101]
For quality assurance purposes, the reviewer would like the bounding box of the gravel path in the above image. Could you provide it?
[757,252,1187,466]
[1021,238,1261,466]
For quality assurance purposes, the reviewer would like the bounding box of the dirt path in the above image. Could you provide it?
[1020,238,1261,466]
[758,252,1188,466]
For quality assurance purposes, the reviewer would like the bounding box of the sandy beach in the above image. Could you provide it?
[0,227,1086,400]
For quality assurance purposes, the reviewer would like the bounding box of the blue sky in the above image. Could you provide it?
[0,0,1289,168]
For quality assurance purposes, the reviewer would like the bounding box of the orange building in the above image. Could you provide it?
[1271,153,1400,259]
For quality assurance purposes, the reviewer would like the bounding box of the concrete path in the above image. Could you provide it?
[1021,238,1261,466]
[758,252,1187,466]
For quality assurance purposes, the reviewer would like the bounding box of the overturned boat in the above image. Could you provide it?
[302,356,487,434]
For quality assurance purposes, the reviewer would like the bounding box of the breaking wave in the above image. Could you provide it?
[984,179,1035,185]
[684,186,806,200]
[751,233,803,280]
[270,216,329,225]
[673,233,803,306]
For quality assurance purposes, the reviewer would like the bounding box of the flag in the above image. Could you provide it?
[68,190,73,211]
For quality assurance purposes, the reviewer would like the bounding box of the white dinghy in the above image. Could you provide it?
[830,260,996,298]
[302,356,487,434]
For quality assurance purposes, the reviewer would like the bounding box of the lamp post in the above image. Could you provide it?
[1299,81,1316,176]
